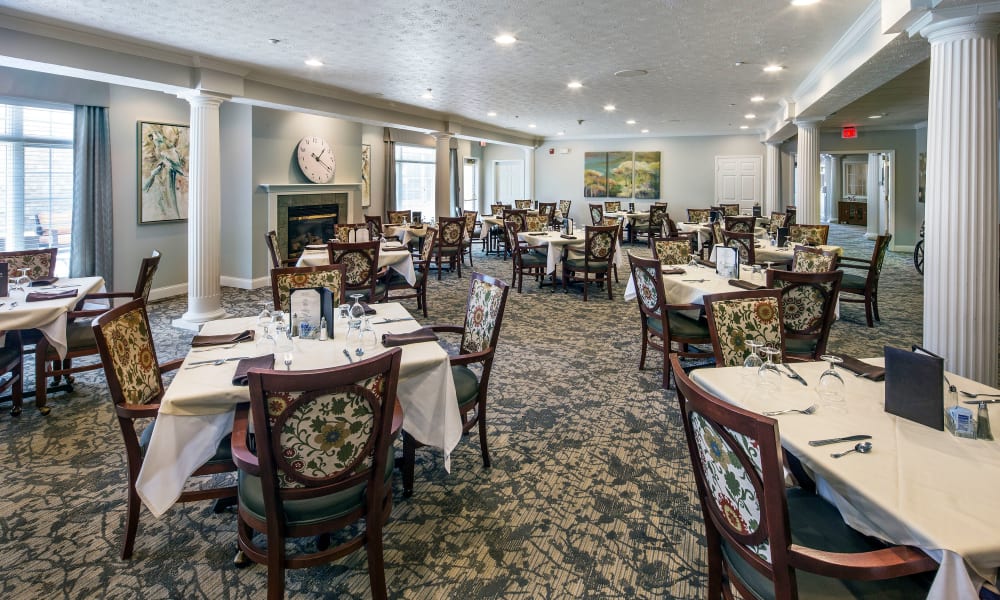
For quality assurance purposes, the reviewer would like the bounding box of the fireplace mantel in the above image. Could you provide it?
[261,182,361,235]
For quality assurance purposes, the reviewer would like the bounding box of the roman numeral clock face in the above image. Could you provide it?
[296,136,336,183]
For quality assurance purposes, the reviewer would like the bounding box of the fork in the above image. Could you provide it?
[763,404,818,416]
[960,391,1000,399]
[192,343,239,352]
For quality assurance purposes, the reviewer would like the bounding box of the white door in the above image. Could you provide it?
[494,160,524,205]
[716,156,762,212]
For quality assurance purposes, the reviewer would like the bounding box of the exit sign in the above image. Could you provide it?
[842,126,858,139]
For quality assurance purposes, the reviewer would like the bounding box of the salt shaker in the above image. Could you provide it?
[977,401,994,440]
[318,316,328,341]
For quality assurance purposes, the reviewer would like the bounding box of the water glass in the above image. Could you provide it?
[758,346,783,388]
[743,339,764,377]
[817,355,845,404]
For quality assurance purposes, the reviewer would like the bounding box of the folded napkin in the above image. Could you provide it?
[831,354,886,381]
[697,259,716,268]
[661,267,686,275]
[191,329,255,347]
[728,279,764,291]
[232,355,276,386]
[381,327,439,347]
[30,277,59,287]
[305,244,327,250]
[26,289,77,302]
[360,302,377,315]
[559,234,577,240]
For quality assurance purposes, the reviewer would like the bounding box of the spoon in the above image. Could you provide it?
[283,352,293,371]
[763,404,817,416]
[355,347,365,357]
[342,349,353,364]
[830,441,873,459]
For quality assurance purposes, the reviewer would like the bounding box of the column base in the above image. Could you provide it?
[174,307,230,331]
[864,232,879,240]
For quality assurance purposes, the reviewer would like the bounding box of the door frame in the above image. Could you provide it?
[714,155,763,212]
[821,149,897,250]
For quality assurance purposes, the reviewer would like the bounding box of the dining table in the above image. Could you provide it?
[707,242,844,266]
[0,276,106,359]
[623,261,765,305]
[134,302,460,517]
[518,230,626,277]
[678,222,769,248]
[296,241,417,285]
[692,360,1000,600]
[384,223,429,247]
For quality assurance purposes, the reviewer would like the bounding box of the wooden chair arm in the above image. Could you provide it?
[788,544,937,581]
[231,403,259,475]
[428,324,464,335]
[449,347,492,367]
[837,256,872,267]
[666,303,705,312]
[117,403,160,419]
[159,357,184,373]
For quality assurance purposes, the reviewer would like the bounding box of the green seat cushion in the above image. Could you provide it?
[722,488,930,600]
[451,364,479,410]
[354,283,388,301]
[647,312,709,339]
[66,320,98,351]
[519,253,546,266]
[564,258,609,271]
[840,272,868,291]
[385,271,410,287]
[785,337,818,356]
[238,453,393,527]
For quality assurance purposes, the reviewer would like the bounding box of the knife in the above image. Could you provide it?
[808,434,872,446]
[187,356,249,365]
[963,399,1000,405]
[373,317,416,324]
[782,363,808,386]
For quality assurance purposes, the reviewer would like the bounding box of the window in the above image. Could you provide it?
[462,157,479,212]
[395,144,435,220]
[843,160,868,200]
[0,101,74,276]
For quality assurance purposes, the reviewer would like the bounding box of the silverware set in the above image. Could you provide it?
[763,404,817,416]
[185,356,249,369]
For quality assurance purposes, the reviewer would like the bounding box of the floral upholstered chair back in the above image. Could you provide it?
[459,273,511,355]
[792,246,836,273]
[649,205,670,230]
[652,238,690,266]
[271,264,346,312]
[490,203,506,217]
[94,301,163,407]
[719,204,740,217]
[704,290,784,367]
[584,225,617,264]
[538,202,556,220]
[387,210,411,225]
[788,225,828,246]
[768,212,786,236]
[463,211,479,237]
[559,200,572,215]
[364,216,383,241]
[723,231,755,265]
[514,199,533,210]
[724,216,755,234]
[604,201,621,213]
[328,241,378,292]
[766,270,842,358]
[688,208,711,223]
[333,224,354,243]
[266,230,284,268]
[419,227,438,264]
[0,248,57,281]
[526,215,548,232]
[589,204,604,226]
[629,253,665,320]
[438,217,465,248]
[501,209,527,231]
[711,220,725,247]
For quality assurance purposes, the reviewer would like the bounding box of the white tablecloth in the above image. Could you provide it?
[385,224,429,247]
[623,263,764,304]
[519,231,625,275]
[136,303,460,517]
[296,244,416,285]
[0,276,106,359]
[679,222,769,249]
[692,361,1000,600]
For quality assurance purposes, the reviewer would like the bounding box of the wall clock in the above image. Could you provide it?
[296,136,336,183]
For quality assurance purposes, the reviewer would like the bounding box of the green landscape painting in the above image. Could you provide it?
[633,151,661,199]
[607,151,633,198]
[584,152,607,197]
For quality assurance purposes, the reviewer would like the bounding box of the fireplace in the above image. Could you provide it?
[261,184,358,265]
[286,204,338,259]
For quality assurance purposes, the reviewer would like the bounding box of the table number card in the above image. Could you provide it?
[884,345,944,431]
[714,245,738,279]
[289,287,335,339]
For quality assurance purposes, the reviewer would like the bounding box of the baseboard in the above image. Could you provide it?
[148,283,186,302]
[220,275,270,290]
[891,244,914,253]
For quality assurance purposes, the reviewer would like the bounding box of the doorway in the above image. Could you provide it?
[493,160,524,205]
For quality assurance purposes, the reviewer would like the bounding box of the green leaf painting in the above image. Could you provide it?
[583,151,661,199]
[584,152,607,197]
[634,151,661,199]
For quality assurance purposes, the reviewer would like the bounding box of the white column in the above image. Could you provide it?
[793,119,822,225]
[865,152,881,239]
[432,132,452,219]
[175,92,229,329]
[828,155,842,223]
[523,146,535,202]
[921,16,1000,385]
[764,142,781,216]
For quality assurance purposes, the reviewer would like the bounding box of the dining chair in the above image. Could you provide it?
[668,353,936,600]
[663,214,698,253]
[431,216,466,279]
[505,221,547,293]
[364,215,385,242]
[0,247,58,280]
[588,203,604,226]
[500,209,527,260]
[724,215,756,234]
[0,330,24,417]
[785,206,797,226]
[687,208,711,223]
[461,210,482,265]
[602,200,620,213]
[402,272,510,497]
[537,202,556,225]
[269,263,347,313]
[839,234,892,327]
[718,203,740,216]
[265,230,296,269]
[710,220,725,248]
[650,236,691,266]
[327,240,385,302]
[561,224,617,301]
[233,348,404,600]
[703,289,785,367]
[387,210,411,225]
[788,224,830,246]
[765,269,843,361]
[92,299,237,560]
[558,199,572,218]
[628,254,712,388]
[723,230,756,265]
[386,227,435,317]
[514,199,533,210]
[33,250,162,415]
[792,245,837,273]
[634,204,669,244]
[487,204,507,256]
[768,212,787,237]
[525,214,548,232]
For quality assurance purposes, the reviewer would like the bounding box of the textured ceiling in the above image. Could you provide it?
[0,0,896,139]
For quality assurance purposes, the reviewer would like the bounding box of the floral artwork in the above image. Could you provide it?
[583,151,661,199]
[138,121,189,223]
[584,152,607,197]
[607,151,633,198]
[633,151,661,199]
[361,144,372,208]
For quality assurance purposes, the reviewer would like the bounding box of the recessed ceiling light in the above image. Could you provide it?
[604,104,616,112]
[528,124,536,128]
[421,88,433,99]
[744,113,756,119]
[641,129,649,134]
[750,95,765,103]
[567,81,583,89]
[734,61,745,67]
[557,131,565,136]
[739,125,750,130]
[304,59,323,67]
[494,34,517,45]
[268,38,281,45]
[614,69,648,78]
[626,119,636,125]
[791,0,820,6]
[487,111,497,117]
[763,64,784,73]
[868,114,884,119]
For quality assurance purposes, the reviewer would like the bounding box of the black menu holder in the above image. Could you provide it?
[884,345,944,430]
[776,226,789,248]
[289,287,335,339]
[0,262,6,297]
[628,202,635,213]
[710,210,721,223]
[411,211,422,224]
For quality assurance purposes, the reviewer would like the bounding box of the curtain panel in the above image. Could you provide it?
[383,127,396,215]
[71,105,114,288]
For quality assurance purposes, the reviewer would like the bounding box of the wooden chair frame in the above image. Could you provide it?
[838,234,892,327]
[561,224,617,301]
[386,228,436,317]
[765,269,843,361]
[327,240,384,302]
[265,230,296,269]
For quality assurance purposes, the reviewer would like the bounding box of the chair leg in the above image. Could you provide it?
[402,432,416,498]
[436,255,443,280]
[607,272,613,300]
[864,293,874,328]
[873,292,881,322]
[266,545,286,600]
[477,404,491,468]
[121,483,141,560]
[639,331,648,371]
[662,352,671,389]
[366,527,389,600]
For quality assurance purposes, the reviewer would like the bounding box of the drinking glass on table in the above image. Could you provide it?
[743,339,764,380]
[12,268,31,299]
[758,346,782,388]
[817,355,846,405]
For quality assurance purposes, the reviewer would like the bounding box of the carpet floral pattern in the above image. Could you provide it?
[0,224,931,598]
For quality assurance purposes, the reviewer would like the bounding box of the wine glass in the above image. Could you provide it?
[12,268,31,298]
[743,339,764,380]
[283,351,294,371]
[360,316,378,353]
[688,253,699,268]
[758,346,783,388]
[346,293,365,349]
[817,355,846,404]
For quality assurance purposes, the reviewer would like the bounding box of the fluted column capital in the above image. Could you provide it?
[177,90,230,108]
[920,14,1000,44]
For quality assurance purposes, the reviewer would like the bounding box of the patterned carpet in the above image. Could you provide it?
[0,224,926,599]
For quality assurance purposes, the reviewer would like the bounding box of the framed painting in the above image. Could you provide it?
[137,121,189,223]
[361,144,372,208]
[607,151,633,198]
[633,151,661,199]
[584,152,607,197]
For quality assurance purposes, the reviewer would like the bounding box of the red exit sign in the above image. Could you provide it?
[842,126,858,139]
